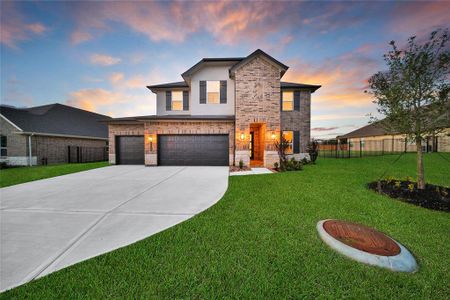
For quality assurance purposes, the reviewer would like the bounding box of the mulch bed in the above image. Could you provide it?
[229,166,251,172]
[368,180,450,212]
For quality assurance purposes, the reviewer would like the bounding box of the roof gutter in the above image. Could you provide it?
[18,131,108,141]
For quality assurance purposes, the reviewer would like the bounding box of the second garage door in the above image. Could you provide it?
[158,134,229,166]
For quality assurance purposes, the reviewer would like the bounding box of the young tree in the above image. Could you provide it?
[368,29,450,189]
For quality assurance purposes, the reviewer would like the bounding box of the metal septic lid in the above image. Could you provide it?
[317,219,418,272]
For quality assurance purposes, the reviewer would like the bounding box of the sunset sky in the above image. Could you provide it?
[1,1,449,139]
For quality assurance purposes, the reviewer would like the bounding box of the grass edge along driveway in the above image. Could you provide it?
[0,161,109,188]
[1,153,450,299]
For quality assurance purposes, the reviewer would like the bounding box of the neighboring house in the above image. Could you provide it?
[0,103,111,166]
[106,49,321,167]
[337,122,450,153]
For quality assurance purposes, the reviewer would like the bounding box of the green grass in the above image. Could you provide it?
[0,161,109,187]
[2,154,450,299]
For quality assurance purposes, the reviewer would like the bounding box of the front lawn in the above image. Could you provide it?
[2,154,449,298]
[0,162,109,188]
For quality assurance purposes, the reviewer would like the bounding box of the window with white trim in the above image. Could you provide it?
[282,131,293,154]
[171,91,183,111]
[282,91,293,111]
[207,81,220,104]
[0,135,7,157]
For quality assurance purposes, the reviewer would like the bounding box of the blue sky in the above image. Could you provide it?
[1,1,449,138]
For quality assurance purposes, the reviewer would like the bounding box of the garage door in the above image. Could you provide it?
[116,136,144,165]
[158,135,229,166]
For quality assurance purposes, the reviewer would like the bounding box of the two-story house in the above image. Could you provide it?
[106,49,321,167]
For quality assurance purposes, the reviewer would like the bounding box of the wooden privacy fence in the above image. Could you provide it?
[318,136,449,158]
[68,146,108,163]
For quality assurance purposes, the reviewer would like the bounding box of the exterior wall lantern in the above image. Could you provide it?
[148,135,153,151]
[240,133,245,141]
[271,133,277,140]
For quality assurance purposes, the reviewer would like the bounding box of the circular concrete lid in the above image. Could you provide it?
[317,219,418,272]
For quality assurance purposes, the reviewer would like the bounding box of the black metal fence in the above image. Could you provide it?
[67,146,108,163]
[318,136,448,158]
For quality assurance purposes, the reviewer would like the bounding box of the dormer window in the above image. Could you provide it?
[171,91,183,111]
[207,81,220,104]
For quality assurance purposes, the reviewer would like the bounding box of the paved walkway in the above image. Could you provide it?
[0,166,228,292]
[229,167,274,176]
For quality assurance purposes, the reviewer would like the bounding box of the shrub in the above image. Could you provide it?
[306,139,319,164]
[239,159,244,169]
[274,162,279,170]
[281,157,303,171]
[394,181,401,189]
[301,158,309,165]
[407,183,415,192]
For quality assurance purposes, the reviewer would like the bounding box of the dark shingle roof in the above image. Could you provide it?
[104,115,235,123]
[337,123,387,139]
[181,57,245,79]
[147,81,189,91]
[229,49,289,76]
[0,103,111,139]
[281,81,321,92]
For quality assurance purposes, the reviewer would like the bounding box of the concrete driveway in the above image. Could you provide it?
[0,166,228,292]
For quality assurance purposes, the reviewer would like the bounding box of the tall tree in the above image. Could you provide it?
[368,29,450,189]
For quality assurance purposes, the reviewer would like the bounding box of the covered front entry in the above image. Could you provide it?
[250,123,265,167]
[116,136,145,165]
[158,134,229,166]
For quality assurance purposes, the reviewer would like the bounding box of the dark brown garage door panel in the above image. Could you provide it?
[116,136,144,165]
[158,135,228,166]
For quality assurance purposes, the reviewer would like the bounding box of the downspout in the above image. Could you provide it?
[28,133,34,166]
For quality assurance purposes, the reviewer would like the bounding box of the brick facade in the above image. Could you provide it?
[32,136,107,165]
[1,116,107,166]
[235,56,281,167]
[281,90,311,154]
[108,121,235,165]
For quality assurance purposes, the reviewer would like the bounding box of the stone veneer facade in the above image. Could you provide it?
[234,56,281,167]
[281,90,311,157]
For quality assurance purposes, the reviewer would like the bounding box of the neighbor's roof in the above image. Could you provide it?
[104,115,235,123]
[337,123,387,139]
[0,103,111,139]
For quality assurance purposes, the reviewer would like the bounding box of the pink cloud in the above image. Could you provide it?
[390,2,450,37]
[67,1,301,46]
[284,48,379,110]
[71,30,93,45]
[66,88,155,117]
[90,53,121,66]
[0,2,48,48]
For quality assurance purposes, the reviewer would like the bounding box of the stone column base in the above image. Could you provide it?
[109,154,116,164]
[264,151,279,168]
[235,150,250,167]
[145,154,157,166]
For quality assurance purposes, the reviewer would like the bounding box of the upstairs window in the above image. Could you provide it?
[282,91,293,111]
[171,91,183,111]
[207,81,220,104]
[0,135,7,157]
[282,131,293,154]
